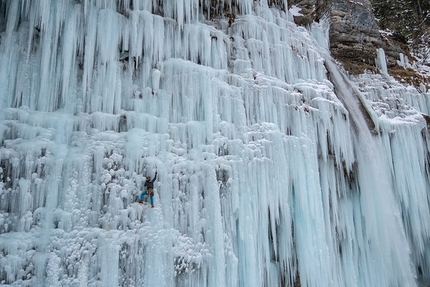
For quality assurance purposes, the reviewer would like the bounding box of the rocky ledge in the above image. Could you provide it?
[289,0,426,85]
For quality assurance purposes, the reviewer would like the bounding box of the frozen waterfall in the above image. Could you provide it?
[1,1,430,286]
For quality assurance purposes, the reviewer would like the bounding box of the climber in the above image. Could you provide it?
[139,170,157,208]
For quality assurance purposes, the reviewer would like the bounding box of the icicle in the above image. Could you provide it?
[0,1,429,287]
[375,48,388,75]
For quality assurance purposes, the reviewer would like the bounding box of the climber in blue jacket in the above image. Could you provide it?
[139,170,157,208]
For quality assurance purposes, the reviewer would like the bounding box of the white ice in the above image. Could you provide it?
[0,1,430,286]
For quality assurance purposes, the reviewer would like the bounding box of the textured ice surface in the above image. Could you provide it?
[0,1,429,286]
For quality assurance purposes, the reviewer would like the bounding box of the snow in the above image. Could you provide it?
[289,5,303,17]
[1,0,430,286]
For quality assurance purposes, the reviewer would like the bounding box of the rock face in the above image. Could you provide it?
[329,0,405,74]
[289,0,405,74]
[288,0,326,25]
[329,0,381,73]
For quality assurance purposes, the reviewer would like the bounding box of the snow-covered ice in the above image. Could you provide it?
[0,0,429,286]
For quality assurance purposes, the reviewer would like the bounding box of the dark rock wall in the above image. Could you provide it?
[289,0,409,74]
[287,0,327,25]
[331,0,410,74]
